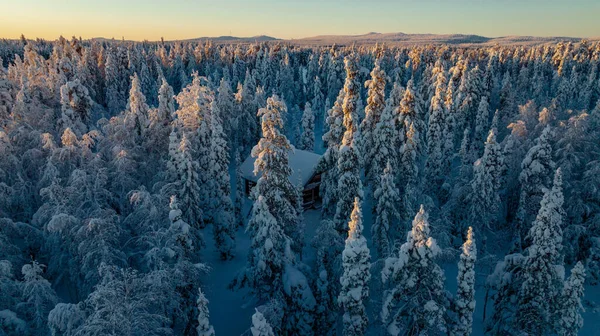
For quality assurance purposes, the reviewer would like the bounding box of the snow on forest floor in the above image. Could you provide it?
[201,195,600,335]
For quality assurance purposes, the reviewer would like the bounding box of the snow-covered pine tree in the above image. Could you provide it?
[124,73,150,139]
[371,84,400,183]
[318,89,344,218]
[196,288,215,336]
[209,102,236,260]
[452,227,477,336]
[425,69,449,193]
[232,195,289,301]
[333,54,363,236]
[469,128,504,231]
[556,261,585,336]
[176,133,204,229]
[157,75,175,121]
[516,168,565,335]
[251,94,302,254]
[251,309,275,336]
[59,79,92,137]
[372,161,401,258]
[399,122,421,222]
[381,205,447,336]
[19,260,59,335]
[360,56,386,179]
[299,102,315,151]
[282,264,317,335]
[516,126,555,243]
[338,198,371,336]
[472,96,491,158]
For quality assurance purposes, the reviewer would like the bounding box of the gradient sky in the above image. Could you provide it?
[1,0,599,41]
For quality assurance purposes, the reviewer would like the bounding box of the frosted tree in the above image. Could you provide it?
[209,103,236,260]
[216,77,235,138]
[398,79,425,150]
[399,122,420,221]
[360,57,386,178]
[282,264,316,335]
[516,126,555,241]
[18,261,59,335]
[176,133,204,228]
[234,153,245,228]
[251,309,275,336]
[516,168,565,335]
[372,162,401,258]
[452,227,477,336]
[472,96,491,158]
[381,205,447,336]
[59,79,92,137]
[318,89,344,217]
[338,198,371,336]
[311,76,325,122]
[371,86,400,183]
[251,95,302,253]
[196,288,215,336]
[425,69,449,192]
[124,73,150,139]
[231,195,289,301]
[156,76,175,122]
[105,46,130,115]
[556,262,585,336]
[333,54,363,235]
[299,102,315,151]
[469,128,504,230]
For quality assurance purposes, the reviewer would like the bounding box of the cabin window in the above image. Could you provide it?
[309,174,322,184]
[245,180,256,196]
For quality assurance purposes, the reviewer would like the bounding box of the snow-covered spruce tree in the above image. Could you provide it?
[338,198,371,336]
[155,75,175,124]
[516,126,555,243]
[311,218,344,336]
[251,309,275,336]
[469,128,504,231]
[282,264,317,335]
[556,261,585,336]
[59,79,92,137]
[452,227,477,336]
[124,73,150,140]
[299,102,315,151]
[251,94,302,254]
[472,96,491,158]
[231,195,289,301]
[104,45,130,115]
[18,260,59,335]
[333,54,363,236]
[360,56,386,180]
[176,133,204,229]
[516,168,565,335]
[318,89,344,218]
[381,205,447,336]
[425,69,449,193]
[372,161,401,258]
[398,79,425,153]
[216,77,235,139]
[399,122,421,222]
[209,102,236,260]
[311,76,325,122]
[196,288,215,336]
[371,85,400,184]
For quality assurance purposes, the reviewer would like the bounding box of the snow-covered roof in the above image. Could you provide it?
[240,147,322,187]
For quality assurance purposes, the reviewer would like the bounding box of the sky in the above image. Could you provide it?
[1,0,599,41]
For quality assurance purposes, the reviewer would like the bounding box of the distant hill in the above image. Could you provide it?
[288,32,595,46]
[181,35,278,43]
[85,33,597,46]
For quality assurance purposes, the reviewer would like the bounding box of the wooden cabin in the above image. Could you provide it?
[240,148,323,208]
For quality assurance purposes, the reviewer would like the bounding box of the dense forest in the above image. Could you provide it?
[0,36,599,335]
